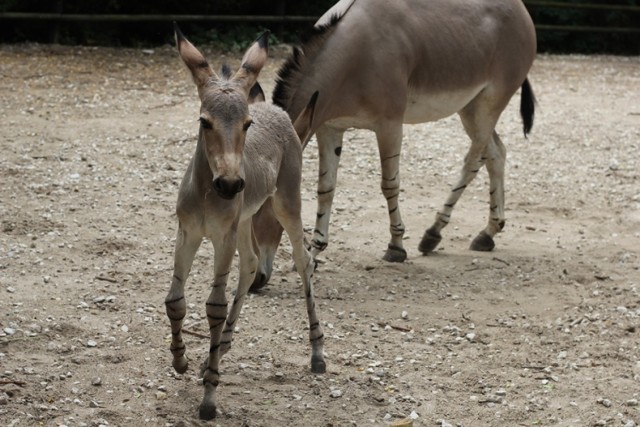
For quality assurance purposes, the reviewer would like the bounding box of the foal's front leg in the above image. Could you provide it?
[165,223,202,374]
[199,228,237,421]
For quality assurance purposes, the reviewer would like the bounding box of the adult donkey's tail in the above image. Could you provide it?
[520,78,536,137]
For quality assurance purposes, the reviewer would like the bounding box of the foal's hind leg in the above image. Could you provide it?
[273,194,326,374]
[165,223,202,374]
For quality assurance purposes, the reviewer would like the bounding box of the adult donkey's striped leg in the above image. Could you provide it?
[470,131,507,251]
[220,220,258,356]
[199,230,237,421]
[376,123,407,262]
[165,224,202,374]
[308,124,345,259]
[419,106,499,254]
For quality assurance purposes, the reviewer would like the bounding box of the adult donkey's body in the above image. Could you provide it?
[252,0,537,289]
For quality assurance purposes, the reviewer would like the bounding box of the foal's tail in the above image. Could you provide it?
[520,78,536,138]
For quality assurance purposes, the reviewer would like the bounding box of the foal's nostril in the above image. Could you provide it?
[235,178,245,193]
[212,177,245,199]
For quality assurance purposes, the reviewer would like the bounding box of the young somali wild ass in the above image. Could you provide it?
[164,25,325,420]
[250,0,537,290]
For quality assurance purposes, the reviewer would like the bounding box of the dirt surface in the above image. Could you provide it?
[1,43,639,427]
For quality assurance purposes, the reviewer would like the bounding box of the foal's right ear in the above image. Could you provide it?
[293,91,319,149]
[174,22,216,89]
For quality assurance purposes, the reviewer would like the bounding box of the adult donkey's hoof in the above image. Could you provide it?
[418,226,442,254]
[311,355,327,374]
[198,402,217,420]
[249,272,269,293]
[470,231,495,251]
[383,244,407,263]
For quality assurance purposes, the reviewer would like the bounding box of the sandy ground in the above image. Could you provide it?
[0,43,639,427]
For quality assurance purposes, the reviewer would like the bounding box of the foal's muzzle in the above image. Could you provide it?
[212,176,245,200]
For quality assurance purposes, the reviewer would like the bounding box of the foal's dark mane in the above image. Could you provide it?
[272,12,346,110]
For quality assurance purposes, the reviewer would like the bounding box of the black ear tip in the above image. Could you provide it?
[173,22,185,41]
[256,30,270,49]
[311,91,319,104]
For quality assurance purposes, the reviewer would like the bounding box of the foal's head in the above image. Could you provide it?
[175,24,268,200]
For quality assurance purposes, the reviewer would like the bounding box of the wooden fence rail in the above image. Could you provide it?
[0,2,639,35]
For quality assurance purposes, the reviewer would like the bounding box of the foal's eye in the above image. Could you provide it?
[199,118,213,130]
[243,120,253,132]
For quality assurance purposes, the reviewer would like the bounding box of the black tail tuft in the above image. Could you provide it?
[520,78,536,138]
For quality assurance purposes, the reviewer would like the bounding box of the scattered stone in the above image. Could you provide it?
[86,340,97,347]
[626,399,638,407]
[91,377,102,386]
[330,389,343,398]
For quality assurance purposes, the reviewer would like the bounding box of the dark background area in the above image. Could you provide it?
[0,0,638,54]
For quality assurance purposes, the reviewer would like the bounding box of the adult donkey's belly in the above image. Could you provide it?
[403,84,486,124]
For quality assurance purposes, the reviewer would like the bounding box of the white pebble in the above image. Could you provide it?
[330,389,343,398]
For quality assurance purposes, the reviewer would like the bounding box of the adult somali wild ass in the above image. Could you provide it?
[251,0,537,290]
[164,25,325,420]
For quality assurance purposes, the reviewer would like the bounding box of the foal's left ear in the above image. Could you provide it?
[233,31,269,95]
[174,22,216,89]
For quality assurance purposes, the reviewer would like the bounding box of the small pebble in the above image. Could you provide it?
[91,377,102,386]
[86,340,97,347]
[330,389,343,398]
[626,399,638,407]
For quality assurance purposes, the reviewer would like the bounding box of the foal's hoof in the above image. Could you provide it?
[419,226,442,254]
[311,355,327,374]
[470,231,495,251]
[383,244,407,263]
[249,272,269,293]
[172,356,188,374]
[198,402,217,420]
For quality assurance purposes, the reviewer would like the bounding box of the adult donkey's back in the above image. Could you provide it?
[252,0,536,289]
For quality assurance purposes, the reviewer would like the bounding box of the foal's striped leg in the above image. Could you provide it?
[165,224,201,374]
[199,230,237,421]
[376,123,407,262]
[274,196,326,373]
[308,124,345,259]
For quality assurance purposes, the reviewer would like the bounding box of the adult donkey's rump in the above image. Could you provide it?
[252,0,537,290]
